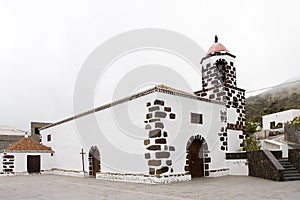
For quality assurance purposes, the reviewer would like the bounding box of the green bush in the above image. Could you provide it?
[292,116,300,126]
[244,137,261,151]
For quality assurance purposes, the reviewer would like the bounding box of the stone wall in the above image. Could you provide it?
[144,99,176,176]
[247,150,284,181]
[288,149,300,171]
[2,153,15,173]
[284,124,300,145]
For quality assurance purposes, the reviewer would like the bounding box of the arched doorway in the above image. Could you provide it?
[88,146,101,177]
[185,135,209,178]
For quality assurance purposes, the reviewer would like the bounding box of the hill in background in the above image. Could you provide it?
[246,78,300,123]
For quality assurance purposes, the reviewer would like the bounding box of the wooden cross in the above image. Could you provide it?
[80,148,86,173]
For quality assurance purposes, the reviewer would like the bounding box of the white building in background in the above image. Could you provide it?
[1,37,248,183]
[0,126,27,136]
[262,109,300,130]
[259,109,300,155]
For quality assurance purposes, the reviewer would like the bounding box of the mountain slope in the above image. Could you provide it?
[246,79,300,123]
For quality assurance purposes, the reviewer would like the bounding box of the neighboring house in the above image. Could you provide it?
[0,137,53,174]
[0,125,52,175]
[262,109,300,131]
[0,125,42,150]
[0,126,27,151]
[0,126,27,136]
[31,122,51,135]
[37,36,248,183]
[0,135,24,151]
[259,109,300,155]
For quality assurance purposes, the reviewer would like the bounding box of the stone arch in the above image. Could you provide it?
[88,146,101,177]
[185,135,210,178]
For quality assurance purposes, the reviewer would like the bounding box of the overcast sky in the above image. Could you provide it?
[1,0,300,130]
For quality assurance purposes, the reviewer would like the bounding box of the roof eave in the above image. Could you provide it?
[201,52,236,64]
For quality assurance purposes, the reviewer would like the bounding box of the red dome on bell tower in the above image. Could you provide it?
[207,35,229,55]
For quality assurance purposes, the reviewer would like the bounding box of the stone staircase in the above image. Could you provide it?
[278,158,300,181]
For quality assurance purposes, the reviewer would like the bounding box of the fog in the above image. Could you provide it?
[1,0,300,130]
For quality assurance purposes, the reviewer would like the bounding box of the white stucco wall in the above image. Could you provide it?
[227,129,243,152]
[227,159,248,175]
[260,139,288,158]
[227,108,239,124]
[41,122,85,171]
[14,153,52,173]
[40,90,229,176]
[262,109,300,130]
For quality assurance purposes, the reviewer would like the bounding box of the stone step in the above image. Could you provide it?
[283,172,300,177]
[278,158,288,162]
[277,158,300,181]
[284,170,299,173]
[282,165,295,168]
[279,161,290,163]
[284,176,300,181]
[283,166,297,170]
[280,163,293,167]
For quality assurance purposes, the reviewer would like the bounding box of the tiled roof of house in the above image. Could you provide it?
[0,135,24,150]
[5,137,52,152]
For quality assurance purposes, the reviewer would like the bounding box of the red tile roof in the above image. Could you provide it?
[5,137,52,152]
[207,42,229,55]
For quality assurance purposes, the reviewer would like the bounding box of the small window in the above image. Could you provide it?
[34,127,40,135]
[47,134,52,142]
[191,113,203,124]
[270,121,276,129]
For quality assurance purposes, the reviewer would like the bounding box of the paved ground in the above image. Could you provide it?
[0,175,299,200]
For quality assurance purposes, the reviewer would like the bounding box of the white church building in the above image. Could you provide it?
[2,37,248,183]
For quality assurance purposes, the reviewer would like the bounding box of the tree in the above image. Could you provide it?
[245,121,258,137]
[244,121,261,151]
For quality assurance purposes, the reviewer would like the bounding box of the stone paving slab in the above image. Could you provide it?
[0,175,299,200]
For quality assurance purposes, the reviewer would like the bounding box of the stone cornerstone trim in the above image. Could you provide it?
[2,153,14,173]
[144,99,176,176]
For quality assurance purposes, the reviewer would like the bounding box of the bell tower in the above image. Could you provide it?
[195,36,246,152]
[199,35,238,98]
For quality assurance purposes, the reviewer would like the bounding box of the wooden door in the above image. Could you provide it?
[27,155,41,173]
[89,146,101,177]
[188,139,204,178]
[92,157,100,176]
